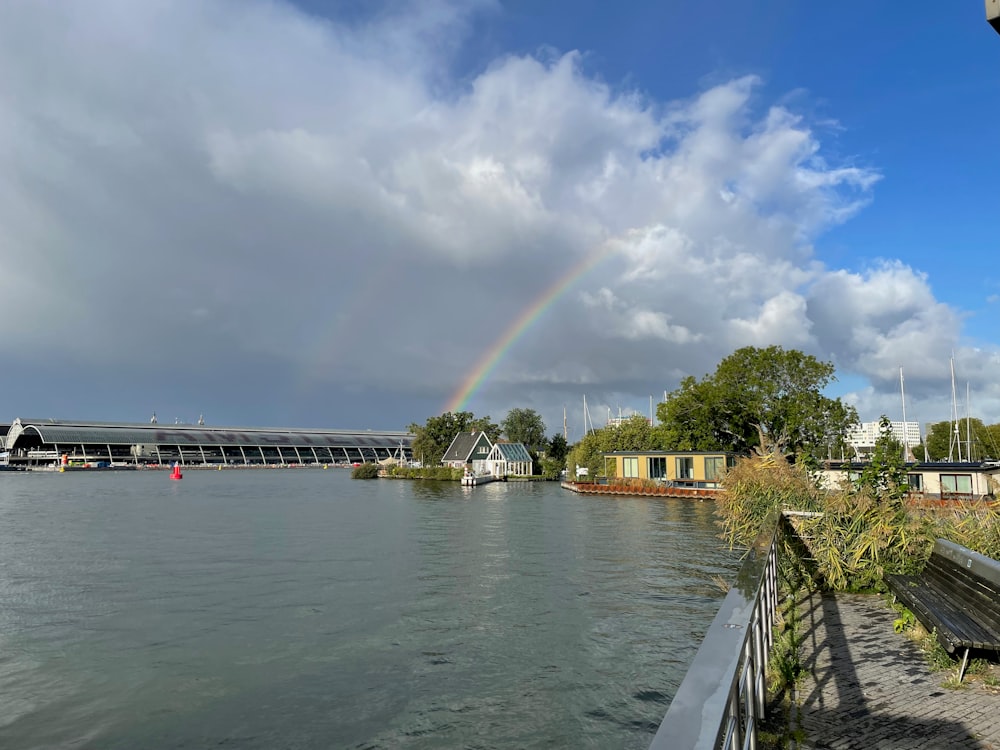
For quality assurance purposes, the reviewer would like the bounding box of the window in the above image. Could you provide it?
[647,456,666,479]
[907,474,923,492]
[675,457,694,480]
[940,474,973,494]
[478,446,488,454]
[623,457,639,478]
[705,457,725,482]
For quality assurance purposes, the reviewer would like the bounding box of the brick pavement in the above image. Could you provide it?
[792,591,1000,750]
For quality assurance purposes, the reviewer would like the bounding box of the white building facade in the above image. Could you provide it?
[846,420,922,455]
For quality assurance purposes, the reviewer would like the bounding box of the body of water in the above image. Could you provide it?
[0,470,740,749]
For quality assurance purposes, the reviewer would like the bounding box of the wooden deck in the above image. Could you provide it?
[560,481,720,499]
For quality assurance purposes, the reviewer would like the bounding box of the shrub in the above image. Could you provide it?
[718,450,935,592]
[377,465,463,481]
[717,452,822,548]
[928,499,1000,559]
[351,462,380,479]
[795,488,930,591]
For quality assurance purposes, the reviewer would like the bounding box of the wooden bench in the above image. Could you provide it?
[886,538,1000,681]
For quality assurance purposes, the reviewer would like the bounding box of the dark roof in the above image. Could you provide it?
[5,417,412,451]
[822,460,999,472]
[441,431,491,463]
[605,450,738,456]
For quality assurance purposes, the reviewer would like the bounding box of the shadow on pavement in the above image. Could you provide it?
[789,590,995,750]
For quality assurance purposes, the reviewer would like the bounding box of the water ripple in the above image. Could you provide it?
[0,471,740,749]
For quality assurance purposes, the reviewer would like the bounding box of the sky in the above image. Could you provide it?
[1,0,999,441]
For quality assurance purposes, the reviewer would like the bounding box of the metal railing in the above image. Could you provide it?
[649,516,782,750]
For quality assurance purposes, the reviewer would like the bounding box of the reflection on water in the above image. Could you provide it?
[0,471,740,749]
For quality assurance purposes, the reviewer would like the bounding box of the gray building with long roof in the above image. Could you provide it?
[1,417,412,467]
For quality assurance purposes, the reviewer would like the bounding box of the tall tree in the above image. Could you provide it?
[547,433,569,462]
[657,346,857,457]
[654,376,725,451]
[501,408,547,453]
[606,414,659,452]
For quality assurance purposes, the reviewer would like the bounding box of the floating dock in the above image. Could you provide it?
[461,474,501,487]
[561,481,720,499]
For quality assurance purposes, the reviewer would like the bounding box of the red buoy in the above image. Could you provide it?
[170,463,183,480]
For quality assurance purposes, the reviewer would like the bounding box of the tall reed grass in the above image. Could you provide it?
[718,453,999,592]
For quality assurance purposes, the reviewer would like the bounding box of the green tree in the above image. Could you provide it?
[655,376,726,451]
[501,408,547,453]
[469,416,501,443]
[657,346,857,457]
[606,414,659,452]
[924,421,952,461]
[985,423,1000,460]
[566,428,614,479]
[408,411,499,467]
[856,416,908,507]
[538,456,565,480]
[547,433,569,462]
[925,418,993,461]
[565,416,662,479]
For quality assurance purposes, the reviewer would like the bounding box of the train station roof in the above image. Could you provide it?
[5,417,412,450]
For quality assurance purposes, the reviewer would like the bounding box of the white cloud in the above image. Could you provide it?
[0,0,995,431]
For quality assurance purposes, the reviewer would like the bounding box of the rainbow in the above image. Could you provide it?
[444,244,615,413]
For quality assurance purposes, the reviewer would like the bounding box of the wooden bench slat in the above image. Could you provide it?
[923,561,1000,635]
[922,562,1000,639]
[903,573,1000,647]
[885,540,1000,661]
[886,574,994,651]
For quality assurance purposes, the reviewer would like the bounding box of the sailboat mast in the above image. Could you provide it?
[967,381,973,462]
[899,367,908,461]
[950,356,961,462]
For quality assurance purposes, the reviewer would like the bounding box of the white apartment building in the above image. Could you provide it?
[846,420,922,455]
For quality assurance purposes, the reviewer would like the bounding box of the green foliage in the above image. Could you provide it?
[658,346,857,458]
[566,415,662,479]
[566,431,610,479]
[924,418,999,461]
[501,408,547,453]
[383,465,464,481]
[546,433,568,462]
[929,499,1000,560]
[610,414,658,452]
[893,607,916,634]
[855,416,909,507]
[769,598,803,693]
[407,411,499,467]
[718,449,931,592]
[716,453,823,548]
[538,456,565,480]
[351,462,380,479]
[796,490,930,592]
[655,375,729,451]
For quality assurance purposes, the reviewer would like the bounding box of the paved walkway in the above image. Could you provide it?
[793,591,1000,749]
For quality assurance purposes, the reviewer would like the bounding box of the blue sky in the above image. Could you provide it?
[0,1,997,438]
